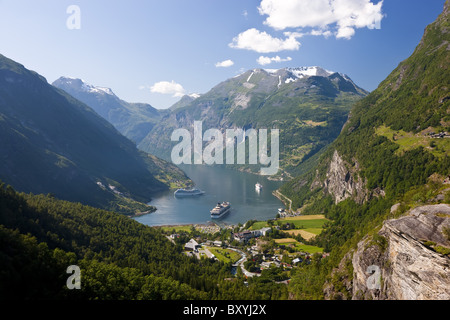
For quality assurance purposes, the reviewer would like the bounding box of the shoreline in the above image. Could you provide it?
[129,208,156,218]
[273,189,292,213]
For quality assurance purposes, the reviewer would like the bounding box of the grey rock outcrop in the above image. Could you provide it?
[324,150,367,204]
[351,204,450,300]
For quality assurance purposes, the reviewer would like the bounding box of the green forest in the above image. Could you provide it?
[0,182,289,300]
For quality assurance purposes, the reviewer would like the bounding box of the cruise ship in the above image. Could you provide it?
[210,202,231,219]
[174,187,205,197]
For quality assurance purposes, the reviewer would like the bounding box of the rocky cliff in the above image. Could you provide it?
[291,0,450,300]
[323,150,367,204]
[349,204,450,300]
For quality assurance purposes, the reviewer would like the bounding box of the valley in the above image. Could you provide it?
[0,0,449,303]
[55,67,367,180]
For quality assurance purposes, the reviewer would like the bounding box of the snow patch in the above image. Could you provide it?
[79,80,115,96]
[338,72,351,81]
[285,77,296,84]
[264,69,278,75]
[288,66,333,78]
[247,71,254,83]
[189,93,201,99]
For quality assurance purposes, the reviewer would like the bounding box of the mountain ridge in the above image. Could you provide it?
[52,76,166,144]
[137,66,368,178]
[0,54,190,214]
[283,0,450,300]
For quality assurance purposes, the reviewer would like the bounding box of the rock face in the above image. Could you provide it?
[351,204,450,300]
[324,150,367,204]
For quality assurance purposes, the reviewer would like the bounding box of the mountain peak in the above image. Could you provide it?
[262,66,334,78]
[54,76,116,96]
[287,66,335,77]
[236,66,361,92]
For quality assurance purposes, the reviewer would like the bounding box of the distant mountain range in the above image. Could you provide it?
[52,77,167,144]
[54,67,368,179]
[0,55,190,214]
[138,66,368,178]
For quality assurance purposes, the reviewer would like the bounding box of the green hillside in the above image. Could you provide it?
[0,54,190,214]
[280,0,450,299]
[0,183,288,300]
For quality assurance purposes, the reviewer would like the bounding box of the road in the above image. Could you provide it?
[273,190,292,212]
[229,247,260,278]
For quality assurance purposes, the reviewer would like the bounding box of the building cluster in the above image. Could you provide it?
[428,131,450,138]
[232,227,272,243]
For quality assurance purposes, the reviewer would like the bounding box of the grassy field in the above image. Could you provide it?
[281,214,326,220]
[249,215,329,241]
[206,247,241,264]
[274,215,328,252]
[159,225,193,233]
[249,221,269,230]
[376,125,450,159]
[279,215,329,230]
[274,238,297,244]
[282,219,327,229]
[296,244,323,254]
[274,238,323,253]
[285,229,319,241]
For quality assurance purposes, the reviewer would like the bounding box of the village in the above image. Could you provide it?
[159,214,330,282]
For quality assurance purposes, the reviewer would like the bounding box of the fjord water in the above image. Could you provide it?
[134,164,285,227]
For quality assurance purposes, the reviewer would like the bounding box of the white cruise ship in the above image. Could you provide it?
[210,202,231,219]
[174,187,205,197]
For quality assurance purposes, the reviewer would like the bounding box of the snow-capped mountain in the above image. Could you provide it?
[138,66,368,177]
[53,77,164,144]
[267,66,334,78]
[55,77,116,96]
[235,67,360,92]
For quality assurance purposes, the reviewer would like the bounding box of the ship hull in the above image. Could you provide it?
[210,202,231,219]
[210,207,231,219]
[174,188,205,197]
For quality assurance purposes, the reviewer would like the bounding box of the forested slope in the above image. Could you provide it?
[0,183,288,300]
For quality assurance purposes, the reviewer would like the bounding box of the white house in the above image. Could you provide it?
[184,239,200,251]
[259,227,272,236]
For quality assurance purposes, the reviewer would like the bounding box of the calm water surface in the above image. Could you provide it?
[134,165,285,227]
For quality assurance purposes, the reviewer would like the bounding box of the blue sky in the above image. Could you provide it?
[0,0,446,109]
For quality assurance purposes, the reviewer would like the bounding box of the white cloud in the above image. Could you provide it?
[215,59,235,68]
[257,55,292,66]
[336,26,356,40]
[310,29,333,38]
[146,81,186,98]
[258,0,384,39]
[229,28,301,53]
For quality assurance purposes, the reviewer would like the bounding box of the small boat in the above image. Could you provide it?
[255,183,263,191]
[210,202,231,219]
[174,187,205,197]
